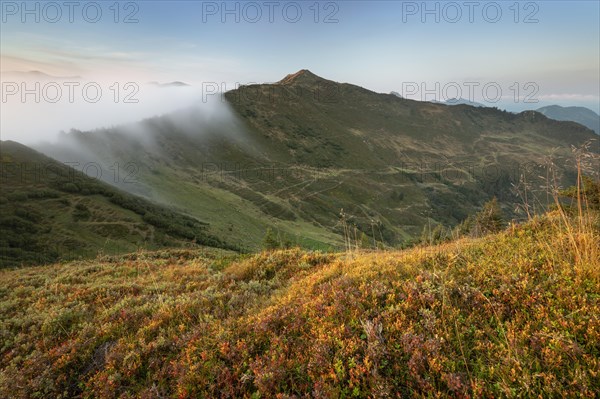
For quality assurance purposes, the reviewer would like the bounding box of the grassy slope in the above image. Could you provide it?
[0,141,230,267]
[1,211,598,398]
[39,112,347,252]
[39,71,599,250]
[220,72,599,246]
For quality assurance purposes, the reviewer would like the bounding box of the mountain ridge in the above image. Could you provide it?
[27,70,600,256]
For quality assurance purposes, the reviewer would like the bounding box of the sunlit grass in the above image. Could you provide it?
[1,209,598,398]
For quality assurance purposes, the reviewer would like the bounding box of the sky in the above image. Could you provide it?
[1,0,599,142]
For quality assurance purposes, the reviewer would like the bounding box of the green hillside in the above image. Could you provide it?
[0,141,231,267]
[0,206,598,397]
[38,70,599,252]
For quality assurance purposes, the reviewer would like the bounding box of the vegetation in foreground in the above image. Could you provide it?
[1,199,598,398]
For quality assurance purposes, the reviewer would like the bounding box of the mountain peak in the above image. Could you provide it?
[278,69,322,85]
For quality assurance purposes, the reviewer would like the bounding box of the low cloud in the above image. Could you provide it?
[0,74,215,143]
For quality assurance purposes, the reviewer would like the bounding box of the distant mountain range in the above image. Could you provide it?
[0,71,191,89]
[0,70,82,80]
[535,105,600,134]
[148,81,190,87]
[390,92,486,108]
[443,97,486,107]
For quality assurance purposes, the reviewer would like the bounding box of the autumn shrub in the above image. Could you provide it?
[1,212,598,398]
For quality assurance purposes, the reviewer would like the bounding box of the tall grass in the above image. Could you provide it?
[536,141,598,280]
[509,139,599,279]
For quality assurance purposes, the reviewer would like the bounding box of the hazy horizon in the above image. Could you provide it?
[1,1,599,142]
